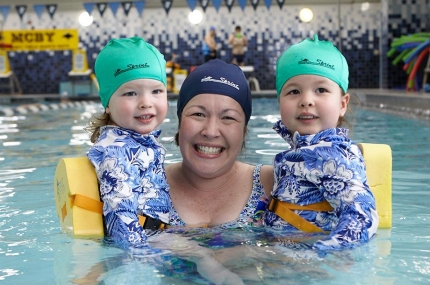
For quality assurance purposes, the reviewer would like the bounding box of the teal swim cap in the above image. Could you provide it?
[95,37,167,108]
[276,35,349,96]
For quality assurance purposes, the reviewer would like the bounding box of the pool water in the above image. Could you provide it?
[0,98,429,284]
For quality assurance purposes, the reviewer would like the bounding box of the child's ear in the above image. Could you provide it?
[105,106,111,114]
[340,93,350,116]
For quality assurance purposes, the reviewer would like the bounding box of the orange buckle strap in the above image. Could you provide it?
[74,194,166,230]
[268,198,333,233]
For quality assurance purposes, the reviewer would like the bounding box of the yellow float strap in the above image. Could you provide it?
[71,194,166,230]
[71,194,103,217]
[268,198,333,233]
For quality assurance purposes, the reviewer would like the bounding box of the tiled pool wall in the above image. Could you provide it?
[0,0,428,94]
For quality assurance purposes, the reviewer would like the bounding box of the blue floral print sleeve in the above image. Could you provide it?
[87,126,170,250]
[265,120,379,250]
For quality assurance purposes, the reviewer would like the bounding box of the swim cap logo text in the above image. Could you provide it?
[201,76,240,90]
[114,63,150,77]
[298,59,335,70]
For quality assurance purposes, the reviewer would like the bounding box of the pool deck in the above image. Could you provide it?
[1,88,430,120]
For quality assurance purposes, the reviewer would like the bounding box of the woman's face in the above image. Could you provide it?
[178,94,246,178]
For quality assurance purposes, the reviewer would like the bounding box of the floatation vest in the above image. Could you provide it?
[267,143,392,232]
[54,157,166,238]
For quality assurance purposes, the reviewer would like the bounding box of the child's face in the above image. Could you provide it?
[278,74,349,135]
[106,78,168,135]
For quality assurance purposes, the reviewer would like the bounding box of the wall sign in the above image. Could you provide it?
[1,29,79,51]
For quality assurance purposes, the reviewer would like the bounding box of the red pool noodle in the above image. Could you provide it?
[407,47,430,91]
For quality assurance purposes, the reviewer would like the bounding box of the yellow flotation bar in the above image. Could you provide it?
[53,143,392,238]
[54,157,104,237]
[358,143,392,228]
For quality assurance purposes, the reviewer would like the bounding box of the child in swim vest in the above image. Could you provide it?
[264,35,379,250]
[87,37,170,251]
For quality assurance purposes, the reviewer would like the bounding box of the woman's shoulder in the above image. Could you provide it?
[234,162,272,177]
[236,162,273,197]
[165,160,182,169]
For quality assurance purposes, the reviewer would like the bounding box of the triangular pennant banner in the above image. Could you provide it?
[186,0,197,11]
[199,0,209,12]
[224,0,234,12]
[237,0,247,11]
[33,4,45,19]
[83,3,95,15]
[15,5,27,20]
[0,6,11,22]
[212,0,222,12]
[250,0,259,11]
[96,3,108,17]
[264,0,271,10]
[161,0,173,15]
[108,2,120,17]
[46,4,57,19]
[276,0,285,9]
[122,2,133,16]
[133,1,145,16]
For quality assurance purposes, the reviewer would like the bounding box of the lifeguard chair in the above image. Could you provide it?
[68,49,95,95]
[0,49,22,95]
[239,66,260,91]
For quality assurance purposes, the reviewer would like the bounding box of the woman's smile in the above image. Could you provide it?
[195,144,224,155]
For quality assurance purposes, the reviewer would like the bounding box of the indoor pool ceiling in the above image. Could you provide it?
[1,0,382,10]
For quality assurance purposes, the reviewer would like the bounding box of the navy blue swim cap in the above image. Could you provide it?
[177,59,252,124]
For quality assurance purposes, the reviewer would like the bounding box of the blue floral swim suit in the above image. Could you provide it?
[169,164,269,228]
[88,126,170,250]
[264,120,379,250]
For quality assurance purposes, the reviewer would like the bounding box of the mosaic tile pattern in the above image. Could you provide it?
[0,1,428,94]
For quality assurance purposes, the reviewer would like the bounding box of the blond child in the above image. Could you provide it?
[265,35,379,250]
[87,37,170,251]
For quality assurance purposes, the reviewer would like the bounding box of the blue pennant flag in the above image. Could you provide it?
[33,5,45,19]
[250,0,259,11]
[276,0,285,9]
[83,3,95,15]
[96,3,108,17]
[212,0,222,12]
[199,0,209,12]
[237,0,247,11]
[161,0,173,15]
[186,0,197,11]
[133,1,145,16]
[264,0,271,10]
[15,5,27,20]
[224,0,234,12]
[109,2,120,17]
[46,4,57,19]
[0,6,10,22]
[122,2,133,16]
